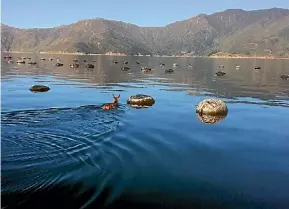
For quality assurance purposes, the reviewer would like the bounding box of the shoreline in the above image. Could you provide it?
[206,56,289,60]
[2,51,289,60]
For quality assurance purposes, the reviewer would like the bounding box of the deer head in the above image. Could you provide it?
[113,94,120,103]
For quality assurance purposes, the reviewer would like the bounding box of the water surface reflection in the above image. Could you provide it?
[2,54,289,209]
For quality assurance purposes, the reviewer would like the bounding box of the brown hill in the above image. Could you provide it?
[2,8,289,56]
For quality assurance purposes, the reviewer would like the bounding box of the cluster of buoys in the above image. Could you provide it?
[4,56,65,66]
[70,63,79,68]
[3,55,100,69]
[113,60,189,73]
[69,59,95,69]
[4,55,289,81]
[280,74,289,80]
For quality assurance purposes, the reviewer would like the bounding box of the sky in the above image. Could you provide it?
[2,0,289,28]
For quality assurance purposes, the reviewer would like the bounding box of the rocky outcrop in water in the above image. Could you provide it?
[127,94,155,107]
[196,98,228,115]
[29,85,50,92]
[196,113,227,124]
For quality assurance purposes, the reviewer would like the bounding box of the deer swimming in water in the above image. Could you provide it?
[102,94,120,110]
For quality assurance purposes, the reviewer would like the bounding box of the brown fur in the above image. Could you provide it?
[102,94,120,110]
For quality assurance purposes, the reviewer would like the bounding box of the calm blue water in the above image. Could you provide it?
[2,54,289,209]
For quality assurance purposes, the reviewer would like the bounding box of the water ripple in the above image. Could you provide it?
[1,104,128,193]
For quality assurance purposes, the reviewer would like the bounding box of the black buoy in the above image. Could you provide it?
[28,62,37,65]
[123,61,128,64]
[281,74,289,80]
[70,63,79,68]
[86,64,94,68]
[136,61,140,64]
[55,63,64,67]
[255,66,261,70]
[165,69,174,73]
[216,71,226,76]
[121,66,130,71]
[141,67,152,72]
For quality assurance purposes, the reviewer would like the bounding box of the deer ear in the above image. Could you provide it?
[112,94,115,97]
[118,95,120,98]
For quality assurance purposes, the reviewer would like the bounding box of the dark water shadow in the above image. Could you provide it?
[2,179,284,209]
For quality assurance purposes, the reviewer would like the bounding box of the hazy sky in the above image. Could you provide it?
[2,0,289,28]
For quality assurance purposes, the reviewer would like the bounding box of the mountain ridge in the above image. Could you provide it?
[2,8,289,57]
